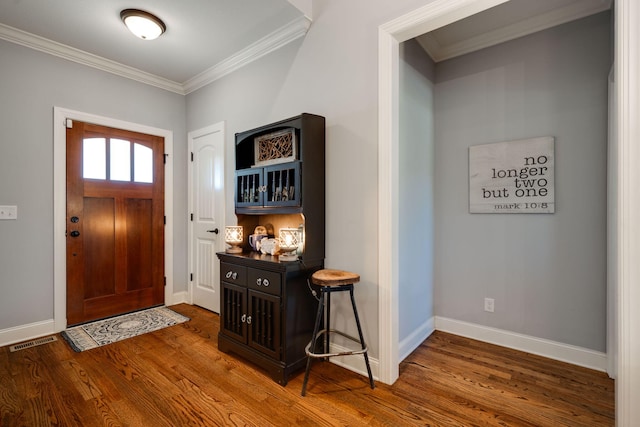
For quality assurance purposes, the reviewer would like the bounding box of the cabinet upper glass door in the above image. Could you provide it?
[235,169,263,207]
[264,162,300,208]
[235,162,301,210]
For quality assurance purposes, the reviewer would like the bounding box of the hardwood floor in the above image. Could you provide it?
[0,304,614,426]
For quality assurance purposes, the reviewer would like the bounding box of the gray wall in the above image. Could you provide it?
[399,39,435,347]
[0,0,611,361]
[187,0,432,359]
[0,39,187,329]
[433,12,611,351]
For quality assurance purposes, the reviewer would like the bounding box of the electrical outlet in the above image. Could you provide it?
[484,297,495,313]
[0,205,17,220]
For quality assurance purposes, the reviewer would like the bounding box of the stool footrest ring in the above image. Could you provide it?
[305,329,368,358]
[301,271,375,396]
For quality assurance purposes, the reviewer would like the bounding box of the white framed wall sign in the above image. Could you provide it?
[469,137,555,214]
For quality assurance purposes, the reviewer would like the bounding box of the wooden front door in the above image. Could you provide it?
[66,121,165,326]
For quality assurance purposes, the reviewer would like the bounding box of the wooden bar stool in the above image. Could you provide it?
[301,269,375,396]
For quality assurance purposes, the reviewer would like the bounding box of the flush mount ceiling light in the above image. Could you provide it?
[120,9,166,40]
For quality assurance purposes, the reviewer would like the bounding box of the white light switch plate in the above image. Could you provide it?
[0,205,18,220]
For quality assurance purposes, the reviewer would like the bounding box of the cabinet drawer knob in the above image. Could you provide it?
[246,316,252,325]
[225,271,232,279]
[232,272,238,280]
[263,279,270,287]
[241,314,246,323]
[256,278,262,286]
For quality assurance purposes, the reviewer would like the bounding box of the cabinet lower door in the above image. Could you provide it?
[221,282,247,342]
[248,291,281,360]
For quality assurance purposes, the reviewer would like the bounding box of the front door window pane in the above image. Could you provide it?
[83,138,106,179]
[110,139,131,181]
[134,143,153,183]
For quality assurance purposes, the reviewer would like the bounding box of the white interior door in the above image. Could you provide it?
[189,122,225,313]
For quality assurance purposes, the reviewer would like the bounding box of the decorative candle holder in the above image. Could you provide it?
[278,227,300,261]
[224,226,243,253]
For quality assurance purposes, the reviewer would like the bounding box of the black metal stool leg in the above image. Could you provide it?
[302,287,325,396]
[350,287,375,389]
[325,286,331,358]
[302,277,374,396]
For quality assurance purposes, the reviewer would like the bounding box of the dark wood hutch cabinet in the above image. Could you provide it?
[216,113,325,385]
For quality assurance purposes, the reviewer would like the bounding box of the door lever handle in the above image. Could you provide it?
[206,228,219,234]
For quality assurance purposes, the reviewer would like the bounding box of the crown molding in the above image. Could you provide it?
[417,0,612,62]
[0,14,312,96]
[182,15,311,94]
[287,0,313,20]
[0,23,185,94]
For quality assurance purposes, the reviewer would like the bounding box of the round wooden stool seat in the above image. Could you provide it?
[311,269,360,286]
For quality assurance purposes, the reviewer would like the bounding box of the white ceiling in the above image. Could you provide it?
[0,0,612,95]
[0,0,308,94]
[416,0,612,62]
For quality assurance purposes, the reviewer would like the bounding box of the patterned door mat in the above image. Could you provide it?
[61,306,189,352]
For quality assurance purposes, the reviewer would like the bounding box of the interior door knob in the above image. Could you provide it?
[206,228,219,234]
[70,230,80,237]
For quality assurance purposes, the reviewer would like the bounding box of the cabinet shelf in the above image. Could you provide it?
[233,113,325,262]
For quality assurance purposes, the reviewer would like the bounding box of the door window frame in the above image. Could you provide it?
[53,106,174,331]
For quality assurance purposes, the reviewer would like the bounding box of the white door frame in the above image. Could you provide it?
[377,0,510,386]
[187,121,226,310]
[378,0,640,424]
[53,106,174,331]
[613,0,640,424]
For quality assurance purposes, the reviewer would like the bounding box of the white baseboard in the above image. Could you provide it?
[0,319,56,347]
[1,291,189,348]
[435,316,608,372]
[1,311,607,376]
[321,314,608,381]
[330,317,436,377]
[399,317,435,361]
[168,290,189,305]
[328,342,380,381]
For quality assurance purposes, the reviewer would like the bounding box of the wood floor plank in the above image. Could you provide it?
[423,334,614,422]
[405,344,610,426]
[0,304,614,426]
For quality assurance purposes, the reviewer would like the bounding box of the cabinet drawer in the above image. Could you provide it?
[248,268,281,296]
[220,262,247,286]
